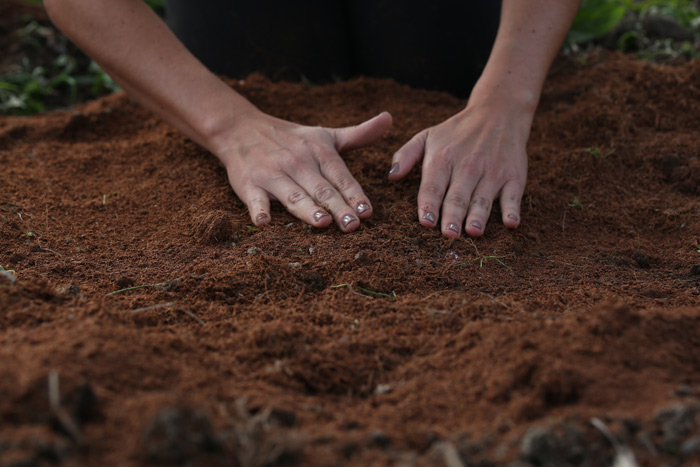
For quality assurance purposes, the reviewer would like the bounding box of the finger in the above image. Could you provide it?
[464,183,501,238]
[294,170,362,232]
[239,185,272,227]
[389,130,427,181]
[499,179,525,229]
[330,111,393,152]
[439,174,481,238]
[314,149,372,218]
[264,179,333,228]
[416,149,453,229]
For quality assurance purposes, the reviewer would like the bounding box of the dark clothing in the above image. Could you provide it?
[165,1,501,97]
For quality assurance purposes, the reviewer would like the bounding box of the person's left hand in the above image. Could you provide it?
[388,98,532,238]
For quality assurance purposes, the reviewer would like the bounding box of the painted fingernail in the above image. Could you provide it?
[357,203,371,214]
[507,214,519,222]
[422,212,436,224]
[447,223,460,234]
[389,163,400,175]
[470,221,483,231]
[314,211,329,222]
[256,213,269,222]
[342,215,358,228]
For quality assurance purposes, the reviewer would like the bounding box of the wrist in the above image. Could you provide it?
[199,99,263,157]
[468,72,540,116]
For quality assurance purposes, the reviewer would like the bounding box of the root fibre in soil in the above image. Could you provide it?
[1,52,700,465]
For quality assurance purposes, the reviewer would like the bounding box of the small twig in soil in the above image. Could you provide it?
[590,418,637,467]
[107,277,182,295]
[468,237,481,257]
[331,283,397,299]
[454,255,512,271]
[561,209,567,231]
[48,370,85,446]
[130,302,205,326]
[131,302,175,313]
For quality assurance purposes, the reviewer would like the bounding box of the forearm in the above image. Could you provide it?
[470,0,582,113]
[43,0,258,152]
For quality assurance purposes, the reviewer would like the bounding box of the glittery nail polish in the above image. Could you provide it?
[314,211,329,222]
[357,203,370,214]
[342,215,357,228]
[422,212,436,224]
[470,221,483,231]
[389,164,400,175]
[447,223,460,234]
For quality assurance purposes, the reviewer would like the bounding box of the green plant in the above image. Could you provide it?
[0,266,16,275]
[455,255,512,271]
[1,18,121,115]
[566,0,700,46]
[696,243,700,253]
[0,266,17,290]
[585,146,616,161]
[568,199,584,209]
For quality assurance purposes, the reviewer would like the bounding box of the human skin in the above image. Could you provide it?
[389,0,582,237]
[44,0,580,236]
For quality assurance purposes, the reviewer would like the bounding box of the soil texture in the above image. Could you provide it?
[1,49,700,465]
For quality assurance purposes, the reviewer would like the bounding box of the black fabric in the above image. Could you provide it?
[165,1,501,97]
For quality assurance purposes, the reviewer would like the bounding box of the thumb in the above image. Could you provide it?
[330,111,393,153]
[388,129,427,181]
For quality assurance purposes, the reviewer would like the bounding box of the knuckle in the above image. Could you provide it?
[286,190,307,206]
[249,195,267,206]
[444,193,470,211]
[421,183,443,198]
[333,175,355,192]
[280,151,304,171]
[470,196,492,211]
[313,184,337,203]
[430,146,458,165]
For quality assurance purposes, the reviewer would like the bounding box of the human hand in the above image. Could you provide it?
[215,111,392,232]
[388,99,530,238]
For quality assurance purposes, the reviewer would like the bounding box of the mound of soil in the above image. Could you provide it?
[1,51,700,465]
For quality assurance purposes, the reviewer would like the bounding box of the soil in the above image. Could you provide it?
[2,13,700,467]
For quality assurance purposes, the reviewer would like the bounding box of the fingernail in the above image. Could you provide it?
[470,221,483,231]
[507,214,519,222]
[357,203,371,214]
[342,215,358,228]
[389,163,400,175]
[256,213,269,222]
[447,223,460,234]
[314,211,329,222]
[422,212,436,224]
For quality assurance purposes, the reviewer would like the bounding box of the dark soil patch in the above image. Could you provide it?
[1,42,700,466]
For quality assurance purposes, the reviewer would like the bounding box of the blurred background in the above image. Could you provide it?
[0,0,698,116]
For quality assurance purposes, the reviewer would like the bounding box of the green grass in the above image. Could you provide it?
[454,255,512,271]
[585,146,616,161]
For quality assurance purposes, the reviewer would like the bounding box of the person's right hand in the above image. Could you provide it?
[214,110,392,232]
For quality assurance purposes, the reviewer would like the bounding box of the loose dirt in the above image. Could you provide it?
[1,36,700,466]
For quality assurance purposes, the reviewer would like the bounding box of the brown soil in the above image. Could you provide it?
[2,43,700,465]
